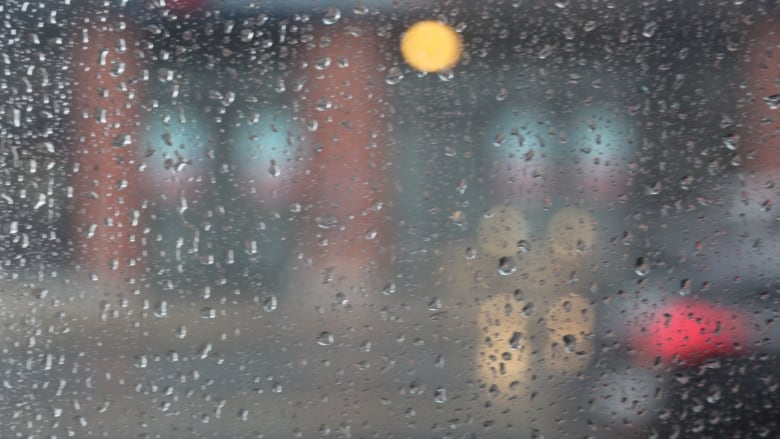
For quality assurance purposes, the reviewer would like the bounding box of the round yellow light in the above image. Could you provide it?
[475,294,533,391]
[401,20,462,73]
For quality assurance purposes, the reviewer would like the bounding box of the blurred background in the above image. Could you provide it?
[2,0,780,437]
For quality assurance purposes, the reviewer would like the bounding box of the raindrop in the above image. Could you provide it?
[109,61,126,77]
[455,179,468,195]
[385,66,404,85]
[262,295,278,312]
[516,240,530,253]
[364,228,377,240]
[642,21,658,38]
[240,29,254,42]
[315,215,338,229]
[562,334,577,353]
[509,331,523,350]
[763,93,780,110]
[322,7,341,25]
[316,331,334,346]
[315,99,332,112]
[381,282,396,296]
[437,69,454,82]
[635,257,650,277]
[497,256,516,275]
[722,133,740,151]
[706,384,722,404]
[111,133,132,148]
[465,247,477,260]
[314,57,331,70]
[646,181,662,195]
[679,278,691,296]
[680,175,693,191]
[154,300,168,318]
[434,387,447,404]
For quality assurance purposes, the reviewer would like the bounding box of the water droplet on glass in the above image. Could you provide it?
[680,175,693,191]
[154,300,168,318]
[723,133,740,151]
[381,282,396,296]
[316,331,334,346]
[646,180,662,195]
[497,256,516,275]
[642,21,658,38]
[562,334,577,353]
[176,325,187,339]
[315,99,332,112]
[240,28,254,42]
[438,69,454,82]
[496,88,508,101]
[456,179,468,194]
[364,228,377,240]
[322,7,341,25]
[434,387,447,404]
[385,66,404,85]
[763,93,780,110]
[509,331,523,350]
[521,302,535,317]
[135,354,148,368]
[314,57,331,70]
[111,133,132,148]
[516,240,530,253]
[635,257,650,277]
[679,278,691,296]
[465,247,477,260]
[316,215,338,229]
[262,295,278,312]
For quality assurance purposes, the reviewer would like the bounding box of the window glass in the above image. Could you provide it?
[2,1,780,437]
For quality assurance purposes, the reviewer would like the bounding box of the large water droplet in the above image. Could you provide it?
[642,21,658,38]
[262,295,277,312]
[722,133,740,151]
[317,331,334,346]
[763,93,780,110]
[497,256,516,275]
[385,66,404,85]
[381,282,397,296]
[562,334,578,353]
[322,7,341,25]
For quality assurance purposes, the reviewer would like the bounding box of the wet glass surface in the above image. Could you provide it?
[2,1,780,437]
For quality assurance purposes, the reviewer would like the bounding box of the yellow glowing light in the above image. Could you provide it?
[401,20,462,73]
[475,294,533,391]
